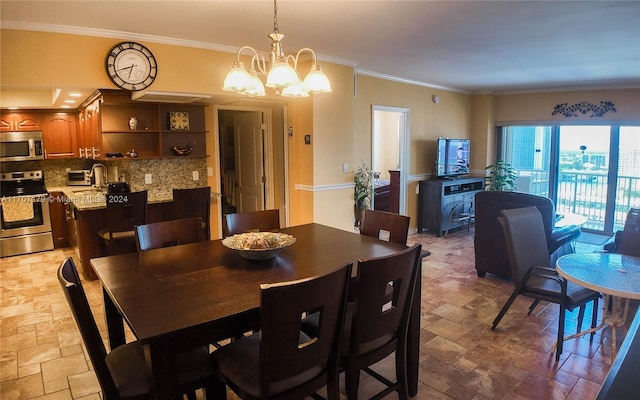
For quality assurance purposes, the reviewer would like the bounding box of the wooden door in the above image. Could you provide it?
[234,112,264,212]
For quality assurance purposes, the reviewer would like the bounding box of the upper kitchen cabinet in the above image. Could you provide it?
[77,97,102,159]
[0,111,42,132]
[42,112,78,158]
[81,89,207,159]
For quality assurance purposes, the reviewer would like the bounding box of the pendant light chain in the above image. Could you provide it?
[273,0,279,33]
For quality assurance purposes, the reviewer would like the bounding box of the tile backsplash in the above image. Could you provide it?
[1,157,208,196]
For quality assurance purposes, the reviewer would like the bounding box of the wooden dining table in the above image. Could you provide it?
[90,222,422,399]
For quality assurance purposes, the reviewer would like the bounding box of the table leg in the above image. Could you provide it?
[407,261,421,397]
[607,296,631,361]
[144,342,181,400]
[103,288,125,350]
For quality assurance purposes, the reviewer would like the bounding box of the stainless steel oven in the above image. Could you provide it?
[0,170,53,257]
[0,131,45,162]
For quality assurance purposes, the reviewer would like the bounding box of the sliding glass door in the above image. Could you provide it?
[498,125,640,234]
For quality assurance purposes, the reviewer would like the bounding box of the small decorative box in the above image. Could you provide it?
[169,111,190,130]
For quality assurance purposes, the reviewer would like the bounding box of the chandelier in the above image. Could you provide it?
[222,0,332,98]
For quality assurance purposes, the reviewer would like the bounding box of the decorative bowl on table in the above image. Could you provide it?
[222,232,296,261]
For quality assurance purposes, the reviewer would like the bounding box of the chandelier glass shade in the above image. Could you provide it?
[222,1,332,98]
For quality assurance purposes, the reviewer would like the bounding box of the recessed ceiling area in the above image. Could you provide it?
[0,88,94,110]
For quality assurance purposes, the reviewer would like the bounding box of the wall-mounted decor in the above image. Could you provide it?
[552,101,616,118]
[169,111,190,130]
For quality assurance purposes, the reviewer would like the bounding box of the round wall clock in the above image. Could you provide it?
[106,41,158,91]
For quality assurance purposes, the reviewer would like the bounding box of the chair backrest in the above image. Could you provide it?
[348,244,421,359]
[135,217,206,251]
[474,190,556,277]
[259,263,352,397]
[359,209,410,245]
[57,258,119,398]
[617,208,640,257]
[104,191,148,236]
[498,207,551,285]
[224,209,280,237]
[173,187,211,239]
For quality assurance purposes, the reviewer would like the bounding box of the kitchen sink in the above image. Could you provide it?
[71,188,106,195]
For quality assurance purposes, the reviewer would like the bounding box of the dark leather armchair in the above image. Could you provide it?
[474,191,581,278]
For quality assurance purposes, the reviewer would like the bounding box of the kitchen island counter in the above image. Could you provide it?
[47,186,177,280]
[47,186,173,211]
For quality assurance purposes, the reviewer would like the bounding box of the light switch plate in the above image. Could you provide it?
[145,174,152,184]
[192,171,199,180]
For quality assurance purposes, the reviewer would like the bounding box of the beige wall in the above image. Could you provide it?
[495,89,640,124]
[3,29,638,234]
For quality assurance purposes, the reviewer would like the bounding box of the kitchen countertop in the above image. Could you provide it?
[47,186,173,211]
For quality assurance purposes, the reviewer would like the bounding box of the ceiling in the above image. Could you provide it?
[1,0,639,108]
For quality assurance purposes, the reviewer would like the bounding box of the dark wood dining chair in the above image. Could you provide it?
[209,263,353,400]
[97,191,148,256]
[173,186,211,239]
[342,243,422,400]
[359,208,430,259]
[223,209,280,237]
[135,217,206,251]
[359,209,410,245]
[57,257,215,400]
[492,207,600,361]
[300,244,422,399]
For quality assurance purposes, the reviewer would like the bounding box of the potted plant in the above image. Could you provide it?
[354,163,374,227]
[485,160,518,191]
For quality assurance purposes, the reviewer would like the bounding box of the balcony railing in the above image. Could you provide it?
[517,170,640,232]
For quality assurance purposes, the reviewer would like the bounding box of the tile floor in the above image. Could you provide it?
[0,228,637,399]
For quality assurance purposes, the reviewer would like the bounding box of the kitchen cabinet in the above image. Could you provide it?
[77,96,102,159]
[42,113,78,158]
[81,89,207,159]
[48,192,68,247]
[418,177,484,236]
[0,111,42,132]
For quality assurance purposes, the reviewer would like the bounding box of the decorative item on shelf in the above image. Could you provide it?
[222,0,331,97]
[354,162,374,227]
[485,160,517,191]
[170,140,195,156]
[129,116,138,130]
[128,149,139,158]
[169,111,190,130]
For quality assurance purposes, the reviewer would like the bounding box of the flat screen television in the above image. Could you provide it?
[435,138,470,179]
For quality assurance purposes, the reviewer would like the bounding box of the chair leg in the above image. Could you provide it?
[395,343,409,400]
[206,376,227,400]
[345,367,361,400]
[492,289,521,329]
[527,299,540,315]
[590,297,599,340]
[556,305,566,361]
[576,305,586,333]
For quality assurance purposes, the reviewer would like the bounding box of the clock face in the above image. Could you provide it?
[106,42,157,91]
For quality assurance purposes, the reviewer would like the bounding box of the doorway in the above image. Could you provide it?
[371,105,409,215]
[217,106,286,231]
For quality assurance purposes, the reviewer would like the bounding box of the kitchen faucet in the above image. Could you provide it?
[90,163,108,189]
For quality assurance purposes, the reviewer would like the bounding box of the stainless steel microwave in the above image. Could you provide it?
[0,131,45,162]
